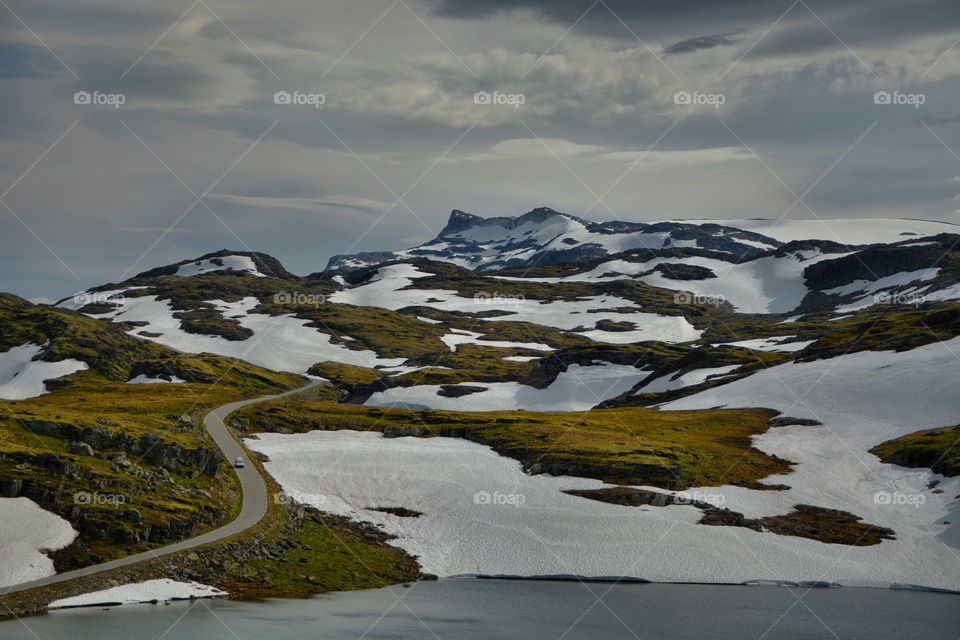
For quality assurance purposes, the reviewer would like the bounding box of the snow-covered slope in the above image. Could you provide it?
[129,250,290,280]
[0,497,77,588]
[661,338,960,586]
[678,218,960,245]
[0,343,88,400]
[172,255,264,278]
[81,295,405,373]
[247,419,959,589]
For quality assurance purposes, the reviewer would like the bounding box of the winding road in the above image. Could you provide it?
[5,379,322,595]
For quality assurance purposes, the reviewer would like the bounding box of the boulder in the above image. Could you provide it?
[81,425,115,448]
[68,441,95,456]
[26,419,62,437]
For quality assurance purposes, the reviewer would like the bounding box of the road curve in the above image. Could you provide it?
[5,379,322,595]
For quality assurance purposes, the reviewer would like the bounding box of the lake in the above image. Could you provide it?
[4,578,958,639]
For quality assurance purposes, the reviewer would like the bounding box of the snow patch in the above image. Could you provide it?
[173,255,263,278]
[48,579,226,609]
[637,365,740,394]
[713,336,815,352]
[126,374,186,384]
[330,265,702,344]
[439,329,552,353]
[0,343,88,400]
[677,218,959,245]
[93,295,404,373]
[366,363,647,412]
[0,498,76,588]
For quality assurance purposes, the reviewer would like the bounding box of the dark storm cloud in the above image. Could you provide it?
[429,0,960,56]
[2,0,960,301]
[919,114,960,127]
[663,34,739,55]
[427,0,769,22]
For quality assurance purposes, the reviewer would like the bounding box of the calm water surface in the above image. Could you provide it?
[4,578,958,639]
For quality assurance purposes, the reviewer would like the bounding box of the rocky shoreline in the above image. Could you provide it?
[0,503,425,621]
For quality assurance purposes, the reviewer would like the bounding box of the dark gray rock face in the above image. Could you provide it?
[26,419,64,436]
[803,237,955,291]
[68,442,95,456]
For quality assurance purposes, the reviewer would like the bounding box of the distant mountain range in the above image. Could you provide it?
[325,207,784,271]
[324,207,959,272]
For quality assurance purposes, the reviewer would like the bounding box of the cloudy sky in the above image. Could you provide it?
[2,0,960,300]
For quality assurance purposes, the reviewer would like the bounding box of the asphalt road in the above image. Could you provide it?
[5,379,321,595]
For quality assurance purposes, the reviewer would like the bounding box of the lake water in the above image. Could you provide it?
[4,578,958,639]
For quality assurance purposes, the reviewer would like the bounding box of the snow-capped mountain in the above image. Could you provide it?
[130,250,293,280]
[325,207,786,272]
[54,211,960,375]
[325,207,960,274]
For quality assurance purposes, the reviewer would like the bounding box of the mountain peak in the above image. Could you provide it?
[440,209,485,236]
[132,250,292,280]
[438,207,571,239]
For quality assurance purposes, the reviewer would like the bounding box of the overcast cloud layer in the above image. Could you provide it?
[2,0,960,299]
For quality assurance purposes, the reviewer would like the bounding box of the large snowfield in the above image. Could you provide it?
[502,250,856,315]
[248,338,960,590]
[0,498,76,588]
[678,217,960,245]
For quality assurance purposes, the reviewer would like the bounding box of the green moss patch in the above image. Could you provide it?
[231,399,786,490]
[870,425,960,477]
